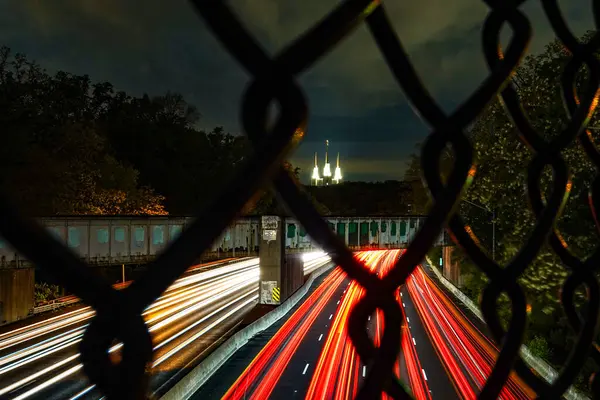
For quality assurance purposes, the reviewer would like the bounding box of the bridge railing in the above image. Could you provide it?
[0,1,597,398]
[0,216,439,268]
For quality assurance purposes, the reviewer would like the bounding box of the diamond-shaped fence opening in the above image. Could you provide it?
[0,1,598,399]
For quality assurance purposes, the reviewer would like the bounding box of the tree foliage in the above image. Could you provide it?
[0,46,315,217]
[460,31,599,312]
[307,181,412,216]
[242,162,331,216]
[418,31,600,389]
[0,45,420,220]
[34,283,62,305]
[0,47,167,215]
[403,143,454,215]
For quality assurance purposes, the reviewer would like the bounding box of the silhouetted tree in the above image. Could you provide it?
[0,47,167,215]
[445,31,600,390]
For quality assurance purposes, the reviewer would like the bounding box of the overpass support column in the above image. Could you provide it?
[442,246,460,286]
[0,267,35,325]
[281,253,304,301]
[258,216,284,306]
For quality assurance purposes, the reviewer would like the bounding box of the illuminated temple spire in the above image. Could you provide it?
[333,152,342,183]
[322,140,332,185]
[311,152,321,186]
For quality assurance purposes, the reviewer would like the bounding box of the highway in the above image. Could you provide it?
[0,253,332,400]
[404,266,535,400]
[195,250,535,400]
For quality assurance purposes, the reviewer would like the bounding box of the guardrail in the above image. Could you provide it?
[159,259,335,400]
[32,295,80,314]
[30,280,135,315]
[424,256,588,400]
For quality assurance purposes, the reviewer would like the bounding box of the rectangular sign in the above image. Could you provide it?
[262,229,277,242]
[261,216,279,230]
[260,281,278,305]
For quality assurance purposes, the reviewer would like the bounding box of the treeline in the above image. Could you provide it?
[407,31,599,392]
[0,46,419,217]
[0,46,253,215]
[307,181,413,216]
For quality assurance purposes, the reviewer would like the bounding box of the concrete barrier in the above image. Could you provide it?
[159,261,336,400]
[424,256,588,400]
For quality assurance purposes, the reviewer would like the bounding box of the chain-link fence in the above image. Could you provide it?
[1,0,599,399]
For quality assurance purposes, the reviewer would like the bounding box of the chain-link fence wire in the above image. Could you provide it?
[0,0,599,398]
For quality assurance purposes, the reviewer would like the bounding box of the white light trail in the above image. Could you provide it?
[0,255,327,398]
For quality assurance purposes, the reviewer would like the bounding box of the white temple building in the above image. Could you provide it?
[311,140,343,186]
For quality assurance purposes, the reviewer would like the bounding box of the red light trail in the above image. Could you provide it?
[220,252,535,400]
[406,266,535,399]
[223,250,434,400]
[222,264,348,400]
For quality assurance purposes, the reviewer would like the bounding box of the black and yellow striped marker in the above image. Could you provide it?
[272,287,281,303]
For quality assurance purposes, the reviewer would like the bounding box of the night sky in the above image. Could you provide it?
[1,1,592,182]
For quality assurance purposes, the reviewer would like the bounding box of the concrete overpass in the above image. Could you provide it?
[0,215,450,325]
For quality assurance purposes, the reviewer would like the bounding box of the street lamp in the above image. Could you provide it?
[462,199,496,261]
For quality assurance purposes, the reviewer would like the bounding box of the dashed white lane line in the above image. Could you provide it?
[368,316,370,321]
[407,317,410,323]
[400,292,403,297]
[422,369,428,381]
[412,338,416,346]
[329,314,333,320]
[303,363,310,375]
[403,303,406,307]
[318,333,323,341]
[362,366,366,377]
[337,300,340,305]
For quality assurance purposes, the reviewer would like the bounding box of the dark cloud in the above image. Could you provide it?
[0,0,594,181]
[2,0,251,130]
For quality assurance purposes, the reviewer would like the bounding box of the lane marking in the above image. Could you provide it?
[412,338,416,346]
[400,292,403,297]
[422,369,428,381]
[403,303,406,307]
[303,363,310,375]
[337,300,340,305]
[406,317,410,323]
[368,316,370,321]
[318,334,323,341]
[329,314,333,320]
[363,366,366,377]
